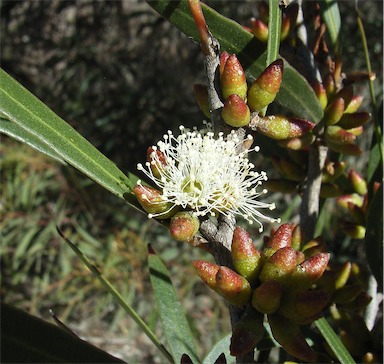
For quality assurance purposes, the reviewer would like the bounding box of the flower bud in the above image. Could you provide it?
[278,133,315,150]
[312,82,328,110]
[277,290,330,324]
[192,260,219,291]
[221,94,251,127]
[267,223,293,251]
[338,112,371,129]
[193,84,210,118]
[323,73,336,100]
[327,142,362,156]
[280,13,291,40]
[322,160,346,183]
[287,252,330,291]
[250,17,269,42]
[252,280,282,314]
[146,147,166,179]
[264,179,298,193]
[220,54,247,100]
[334,262,352,290]
[231,226,261,282]
[250,114,315,140]
[230,308,264,356]
[336,193,364,209]
[133,184,177,219]
[291,225,302,251]
[341,222,366,239]
[247,59,284,111]
[324,97,345,125]
[215,266,252,305]
[260,247,297,285]
[325,126,356,145]
[219,51,230,78]
[169,212,200,242]
[320,183,343,198]
[344,95,364,114]
[268,314,317,362]
[349,169,368,195]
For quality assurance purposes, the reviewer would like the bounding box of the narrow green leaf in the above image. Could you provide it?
[202,333,231,364]
[1,303,125,363]
[266,0,282,66]
[315,317,356,364]
[365,183,383,290]
[0,68,134,200]
[319,0,342,54]
[0,117,66,164]
[148,246,200,364]
[57,229,173,363]
[147,0,323,122]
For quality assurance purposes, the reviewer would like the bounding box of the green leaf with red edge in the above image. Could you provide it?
[147,0,323,122]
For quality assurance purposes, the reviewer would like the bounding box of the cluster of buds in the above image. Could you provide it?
[246,1,296,43]
[324,261,379,363]
[335,169,376,239]
[193,223,332,362]
[313,76,371,156]
[194,53,316,141]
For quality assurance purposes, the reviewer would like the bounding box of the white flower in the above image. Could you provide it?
[137,125,280,232]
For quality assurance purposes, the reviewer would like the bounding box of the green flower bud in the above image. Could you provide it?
[252,280,282,314]
[268,314,317,362]
[133,184,178,219]
[334,262,352,290]
[250,114,315,140]
[324,97,345,126]
[250,17,269,42]
[221,94,251,127]
[325,126,356,145]
[169,212,200,242]
[247,59,284,111]
[344,95,364,114]
[349,169,368,195]
[215,266,252,305]
[220,54,247,100]
[336,193,364,209]
[231,226,261,282]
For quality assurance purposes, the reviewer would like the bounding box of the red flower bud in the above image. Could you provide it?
[250,17,269,42]
[267,223,293,251]
[169,212,200,242]
[146,147,166,179]
[231,227,261,282]
[219,51,230,78]
[221,94,250,127]
[247,59,284,111]
[220,54,247,100]
[192,260,219,291]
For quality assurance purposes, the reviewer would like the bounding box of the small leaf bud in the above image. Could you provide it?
[325,126,356,145]
[221,94,251,127]
[348,169,368,195]
[247,59,284,111]
[336,193,364,209]
[344,95,364,114]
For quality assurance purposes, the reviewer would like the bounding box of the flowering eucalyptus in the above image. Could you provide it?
[136,125,279,232]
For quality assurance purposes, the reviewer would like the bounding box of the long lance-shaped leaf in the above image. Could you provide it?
[266,0,282,66]
[148,245,200,364]
[147,0,323,122]
[57,228,174,363]
[319,0,342,55]
[315,317,356,364]
[0,68,134,200]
